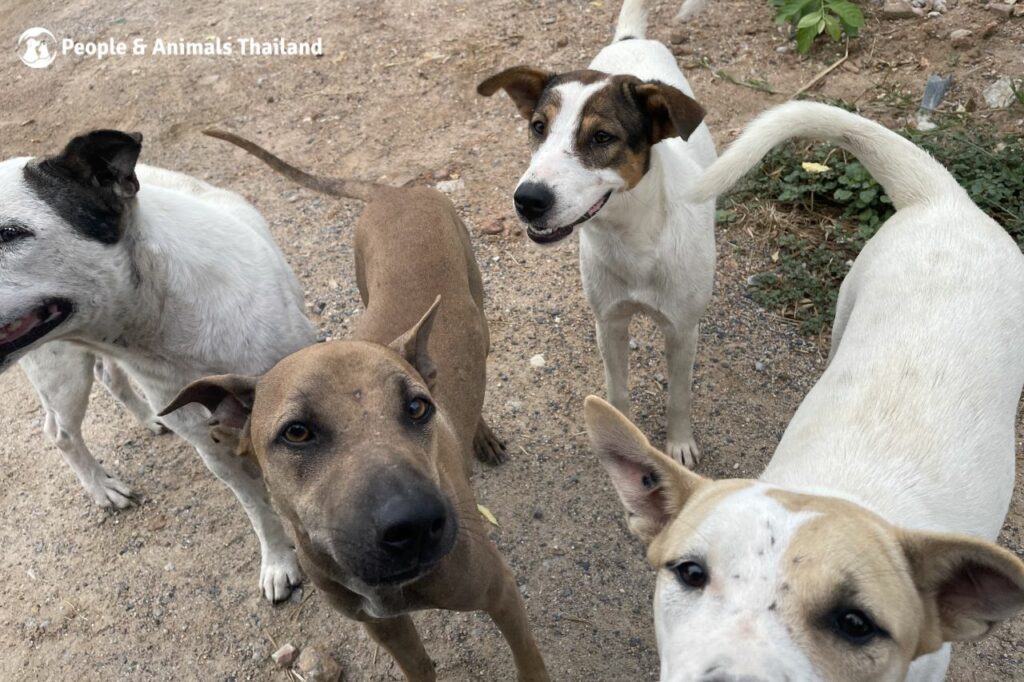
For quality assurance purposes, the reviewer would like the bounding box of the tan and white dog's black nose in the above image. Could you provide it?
[514,182,555,222]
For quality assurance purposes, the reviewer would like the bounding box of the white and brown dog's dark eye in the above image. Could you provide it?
[531,119,546,136]
[0,224,32,244]
[407,397,433,421]
[832,608,880,645]
[591,130,614,145]
[672,561,708,588]
[282,422,313,444]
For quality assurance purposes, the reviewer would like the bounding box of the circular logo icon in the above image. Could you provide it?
[18,28,57,69]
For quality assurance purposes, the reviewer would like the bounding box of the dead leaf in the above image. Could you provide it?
[477,504,500,527]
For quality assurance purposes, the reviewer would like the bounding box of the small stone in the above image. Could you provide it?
[776,45,791,54]
[672,44,693,56]
[987,2,1013,17]
[479,217,506,235]
[294,646,342,682]
[272,643,299,668]
[981,21,1000,38]
[755,361,767,372]
[541,16,556,25]
[555,36,569,48]
[882,0,917,18]
[532,507,544,520]
[529,354,546,369]
[949,29,973,48]
[435,178,464,194]
[983,76,1022,108]
[146,515,167,531]
[1014,3,1024,16]
[670,30,689,44]
[628,338,639,350]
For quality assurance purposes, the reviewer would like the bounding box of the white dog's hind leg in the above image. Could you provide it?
[93,357,168,435]
[663,321,701,467]
[192,441,301,603]
[595,314,632,415]
[21,346,135,509]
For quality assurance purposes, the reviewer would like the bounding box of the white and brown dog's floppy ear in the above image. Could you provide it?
[633,82,705,144]
[584,395,705,544]
[477,67,555,119]
[159,374,258,445]
[900,530,1024,651]
[389,295,441,390]
[46,130,144,199]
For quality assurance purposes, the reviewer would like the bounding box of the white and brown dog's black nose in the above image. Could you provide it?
[514,182,555,222]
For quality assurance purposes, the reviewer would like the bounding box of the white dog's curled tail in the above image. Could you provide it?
[614,0,709,41]
[689,101,966,210]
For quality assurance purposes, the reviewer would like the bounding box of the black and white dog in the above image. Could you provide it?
[0,130,314,602]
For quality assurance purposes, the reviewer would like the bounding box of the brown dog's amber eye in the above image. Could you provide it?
[592,130,614,145]
[282,422,312,444]
[672,561,708,589]
[407,397,433,422]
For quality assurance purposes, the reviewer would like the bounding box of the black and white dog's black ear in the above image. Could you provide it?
[46,130,143,199]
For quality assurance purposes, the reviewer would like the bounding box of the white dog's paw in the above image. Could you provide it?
[667,439,702,469]
[260,548,303,604]
[86,471,135,510]
[143,417,170,435]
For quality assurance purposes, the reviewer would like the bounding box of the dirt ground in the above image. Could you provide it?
[1,0,1022,680]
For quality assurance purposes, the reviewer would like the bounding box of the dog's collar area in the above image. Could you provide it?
[0,299,73,359]
[526,191,613,244]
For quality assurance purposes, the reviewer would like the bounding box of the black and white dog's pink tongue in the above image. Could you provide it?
[0,311,40,345]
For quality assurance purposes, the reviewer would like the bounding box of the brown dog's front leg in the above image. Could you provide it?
[362,616,436,682]
[485,562,550,682]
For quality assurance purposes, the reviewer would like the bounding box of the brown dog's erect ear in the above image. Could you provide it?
[633,82,705,144]
[389,296,442,389]
[900,530,1024,653]
[159,374,258,446]
[584,395,705,544]
[45,130,144,199]
[477,67,555,119]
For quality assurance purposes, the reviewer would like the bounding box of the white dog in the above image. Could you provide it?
[0,130,314,602]
[586,101,1024,681]
[479,0,716,466]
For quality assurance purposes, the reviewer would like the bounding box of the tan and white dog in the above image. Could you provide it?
[585,101,1024,681]
[479,0,716,467]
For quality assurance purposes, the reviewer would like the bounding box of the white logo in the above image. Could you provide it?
[18,28,57,68]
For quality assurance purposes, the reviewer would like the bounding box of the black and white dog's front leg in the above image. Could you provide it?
[185,431,302,603]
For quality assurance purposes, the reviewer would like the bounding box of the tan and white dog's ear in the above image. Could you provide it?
[389,295,441,390]
[584,395,705,544]
[633,82,706,143]
[159,374,257,446]
[477,67,555,119]
[900,530,1024,648]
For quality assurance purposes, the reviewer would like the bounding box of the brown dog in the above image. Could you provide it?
[161,134,549,681]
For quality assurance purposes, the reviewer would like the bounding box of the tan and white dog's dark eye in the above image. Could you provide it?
[531,119,547,137]
[672,560,708,588]
[282,422,313,444]
[407,397,434,422]
[591,130,615,145]
[832,608,882,645]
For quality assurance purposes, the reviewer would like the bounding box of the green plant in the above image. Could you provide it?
[730,125,1024,336]
[771,0,865,54]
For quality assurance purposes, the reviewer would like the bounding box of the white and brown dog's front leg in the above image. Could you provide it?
[188,435,301,603]
[662,320,701,467]
[594,313,632,416]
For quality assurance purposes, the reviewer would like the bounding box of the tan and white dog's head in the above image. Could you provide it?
[583,396,1024,682]
[477,67,705,245]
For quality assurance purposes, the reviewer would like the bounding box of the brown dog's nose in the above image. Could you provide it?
[377,494,449,561]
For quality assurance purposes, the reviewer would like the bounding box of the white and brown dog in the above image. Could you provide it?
[586,102,1024,681]
[0,131,313,602]
[479,0,716,467]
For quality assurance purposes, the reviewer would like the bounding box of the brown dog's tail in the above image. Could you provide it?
[203,129,381,201]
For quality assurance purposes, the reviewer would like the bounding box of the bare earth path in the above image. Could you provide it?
[1,0,1021,679]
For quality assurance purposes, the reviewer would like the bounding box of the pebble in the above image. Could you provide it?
[882,0,917,18]
[529,354,546,368]
[272,643,299,668]
[755,361,767,372]
[988,2,1013,17]
[435,178,465,194]
[294,646,343,682]
[981,21,1000,38]
[555,36,569,48]
[628,338,639,350]
[949,29,973,48]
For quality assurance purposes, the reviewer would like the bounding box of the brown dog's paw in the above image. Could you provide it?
[473,418,508,465]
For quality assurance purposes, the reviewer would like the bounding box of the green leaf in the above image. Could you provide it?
[797,10,823,29]
[796,23,817,53]
[833,188,853,201]
[824,13,842,42]
[859,188,877,204]
[825,0,865,28]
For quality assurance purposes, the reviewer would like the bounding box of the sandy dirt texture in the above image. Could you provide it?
[1,0,1022,680]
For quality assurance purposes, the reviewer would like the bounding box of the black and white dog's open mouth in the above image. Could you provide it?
[526,191,612,245]
[0,299,73,361]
